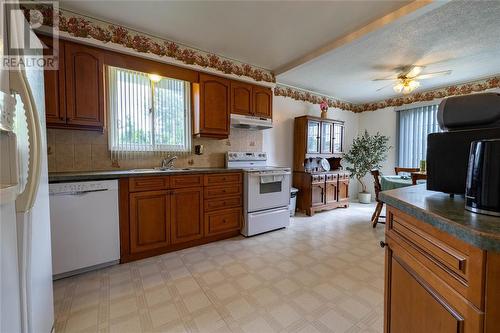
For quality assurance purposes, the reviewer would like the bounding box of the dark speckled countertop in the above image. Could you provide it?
[48,168,243,183]
[380,185,500,252]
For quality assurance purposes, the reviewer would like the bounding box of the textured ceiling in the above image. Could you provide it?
[59,0,410,70]
[277,1,500,103]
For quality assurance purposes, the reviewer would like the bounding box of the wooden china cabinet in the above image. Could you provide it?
[293,115,348,216]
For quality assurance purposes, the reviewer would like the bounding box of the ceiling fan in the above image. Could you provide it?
[373,66,452,94]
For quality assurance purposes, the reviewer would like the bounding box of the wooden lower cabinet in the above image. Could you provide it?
[311,183,325,207]
[205,208,242,236]
[171,187,203,244]
[293,171,350,216]
[325,181,338,204]
[129,190,170,254]
[338,178,349,203]
[120,172,243,262]
[384,206,499,333]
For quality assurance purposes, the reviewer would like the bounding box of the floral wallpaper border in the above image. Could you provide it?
[274,76,500,113]
[25,5,500,113]
[274,85,356,112]
[24,5,275,83]
[352,76,500,112]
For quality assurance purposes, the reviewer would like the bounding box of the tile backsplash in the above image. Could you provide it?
[46,128,262,172]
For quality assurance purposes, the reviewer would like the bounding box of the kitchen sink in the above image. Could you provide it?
[130,167,196,173]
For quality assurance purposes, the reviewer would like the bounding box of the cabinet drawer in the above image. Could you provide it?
[170,174,204,188]
[386,207,485,309]
[205,208,241,236]
[386,237,484,333]
[204,184,242,198]
[204,196,242,212]
[312,174,325,184]
[204,173,241,186]
[325,173,338,182]
[129,176,170,192]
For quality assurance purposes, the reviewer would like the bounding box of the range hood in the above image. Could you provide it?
[230,114,272,130]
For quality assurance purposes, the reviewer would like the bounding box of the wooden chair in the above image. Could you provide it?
[370,170,385,228]
[394,167,420,175]
[411,172,427,185]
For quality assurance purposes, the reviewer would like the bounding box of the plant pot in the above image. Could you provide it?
[320,110,328,119]
[358,192,371,204]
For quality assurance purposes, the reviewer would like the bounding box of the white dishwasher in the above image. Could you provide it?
[49,180,120,279]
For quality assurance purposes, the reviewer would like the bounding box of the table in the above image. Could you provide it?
[381,175,413,191]
[411,171,427,185]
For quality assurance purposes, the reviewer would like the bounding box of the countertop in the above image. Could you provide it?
[48,168,243,183]
[380,185,500,252]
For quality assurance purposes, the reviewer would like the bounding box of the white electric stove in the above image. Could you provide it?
[226,152,291,236]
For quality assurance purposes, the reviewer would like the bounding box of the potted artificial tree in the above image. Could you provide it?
[343,130,390,204]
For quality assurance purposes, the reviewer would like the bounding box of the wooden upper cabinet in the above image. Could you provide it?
[171,187,204,244]
[252,86,272,119]
[231,81,252,116]
[194,73,230,139]
[129,190,170,254]
[64,42,104,129]
[39,35,66,126]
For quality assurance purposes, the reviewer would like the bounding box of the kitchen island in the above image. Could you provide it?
[380,185,500,333]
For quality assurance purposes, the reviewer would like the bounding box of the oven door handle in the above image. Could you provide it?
[249,172,291,177]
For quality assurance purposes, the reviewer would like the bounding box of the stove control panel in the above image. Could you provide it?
[227,151,267,161]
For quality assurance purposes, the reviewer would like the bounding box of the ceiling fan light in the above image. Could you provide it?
[408,80,420,89]
[393,83,404,93]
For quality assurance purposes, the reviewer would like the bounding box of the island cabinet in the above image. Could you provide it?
[294,171,350,216]
[119,172,242,262]
[383,206,500,333]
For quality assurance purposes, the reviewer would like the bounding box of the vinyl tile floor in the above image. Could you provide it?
[53,202,385,333]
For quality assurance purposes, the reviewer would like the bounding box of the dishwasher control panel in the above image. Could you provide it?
[49,180,118,195]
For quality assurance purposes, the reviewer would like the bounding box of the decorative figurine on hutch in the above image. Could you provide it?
[320,100,329,119]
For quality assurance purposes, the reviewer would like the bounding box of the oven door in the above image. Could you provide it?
[246,171,291,212]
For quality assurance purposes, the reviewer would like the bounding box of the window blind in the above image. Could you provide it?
[108,66,191,160]
[398,104,441,168]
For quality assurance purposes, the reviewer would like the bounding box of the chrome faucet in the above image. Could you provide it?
[160,155,178,170]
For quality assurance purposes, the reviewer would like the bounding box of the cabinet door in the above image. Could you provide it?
[325,181,337,204]
[338,179,349,201]
[252,86,272,118]
[129,190,170,253]
[64,42,104,129]
[39,36,66,126]
[307,120,321,154]
[199,73,230,138]
[333,123,344,153]
[311,183,325,206]
[171,187,204,244]
[387,250,466,333]
[321,122,333,154]
[231,81,252,116]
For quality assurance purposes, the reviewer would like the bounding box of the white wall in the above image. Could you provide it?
[263,96,360,197]
[357,106,398,197]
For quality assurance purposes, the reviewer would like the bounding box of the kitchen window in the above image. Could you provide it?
[107,66,191,159]
[397,104,441,167]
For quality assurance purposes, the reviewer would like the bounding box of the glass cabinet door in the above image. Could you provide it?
[333,123,344,153]
[307,121,320,153]
[320,122,333,154]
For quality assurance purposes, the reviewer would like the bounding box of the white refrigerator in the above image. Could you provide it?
[0,5,54,333]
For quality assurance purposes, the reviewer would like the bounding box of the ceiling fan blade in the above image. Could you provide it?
[376,83,394,92]
[405,66,424,78]
[372,77,398,81]
[414,70,452,80]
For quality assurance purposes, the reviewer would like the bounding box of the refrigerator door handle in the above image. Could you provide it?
[10,69,42,213]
